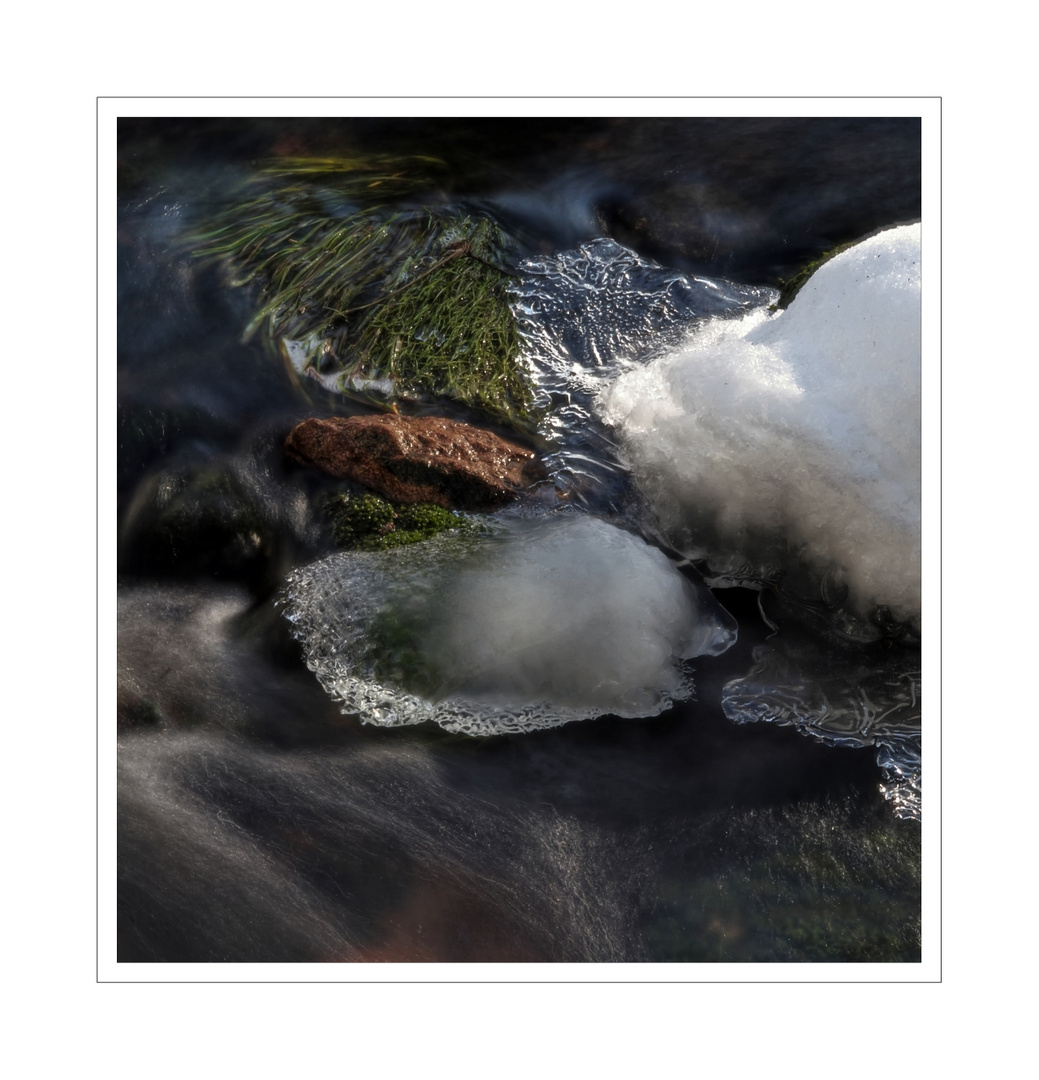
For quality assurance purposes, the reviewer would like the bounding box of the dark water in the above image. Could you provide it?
[116,117,922,964]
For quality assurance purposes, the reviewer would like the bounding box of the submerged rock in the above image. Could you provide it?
[284,414,544,511]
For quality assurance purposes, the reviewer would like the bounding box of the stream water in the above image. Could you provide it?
[116,116,923,964]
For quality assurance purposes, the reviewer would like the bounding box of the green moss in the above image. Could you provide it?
[774,238,859,310]
[192,157,535,427]
[324,492,482,551]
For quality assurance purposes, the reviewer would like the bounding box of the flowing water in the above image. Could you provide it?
[116,117,923,964]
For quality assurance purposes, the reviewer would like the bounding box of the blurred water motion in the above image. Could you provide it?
[116,116,923,964]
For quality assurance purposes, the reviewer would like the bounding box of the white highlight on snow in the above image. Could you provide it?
[600,223,921,627]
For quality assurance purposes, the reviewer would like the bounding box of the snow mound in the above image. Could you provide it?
[600,223,921,630]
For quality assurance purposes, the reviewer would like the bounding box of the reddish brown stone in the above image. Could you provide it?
[284,414,544,511]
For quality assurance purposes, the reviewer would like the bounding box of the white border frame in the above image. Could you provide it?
[99,97,941,984]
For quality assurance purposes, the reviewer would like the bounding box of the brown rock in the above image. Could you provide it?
[284,414,544,511]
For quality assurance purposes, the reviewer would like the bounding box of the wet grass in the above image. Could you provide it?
[192,157,534,426]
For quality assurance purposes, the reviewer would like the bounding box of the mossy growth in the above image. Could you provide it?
[772,238,860,310]
[324,491,483,551]
[192,156,534,428]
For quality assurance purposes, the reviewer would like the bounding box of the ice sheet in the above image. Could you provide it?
[282,513,737,734]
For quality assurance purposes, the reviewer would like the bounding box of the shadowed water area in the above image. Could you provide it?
[117,117,922,964]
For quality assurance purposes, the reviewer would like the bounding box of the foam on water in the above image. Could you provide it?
[599,224,921,631]
[282,512,737,734]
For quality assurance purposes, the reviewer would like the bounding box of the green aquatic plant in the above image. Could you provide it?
[324,491,483,551]
[256,153,448,190]
[193,157,533,426]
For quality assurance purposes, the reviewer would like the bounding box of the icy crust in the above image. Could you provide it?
[515,238,773,384]
[721,640,921,819]
[512,238,775,509]
[282,513,737,735]
[876,736,922,821]
[721,648,920,743]
[599,224,922,631]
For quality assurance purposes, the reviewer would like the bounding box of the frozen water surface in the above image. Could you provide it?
[283,513,737,735]
[721,634,922,818]
[513,238,773,510]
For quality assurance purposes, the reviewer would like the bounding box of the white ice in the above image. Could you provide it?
[600,223,921,628]
[284,513,737,734]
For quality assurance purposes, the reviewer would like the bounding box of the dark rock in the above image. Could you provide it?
[117,439,316,596]
[284,414,545,511]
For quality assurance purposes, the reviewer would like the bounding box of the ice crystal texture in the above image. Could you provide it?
[513,238,773,511]
[721,638,922,819]
[282,513,736,734]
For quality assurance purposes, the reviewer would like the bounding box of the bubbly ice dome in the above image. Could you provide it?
[282,513,737,734]
[600,223,922,628]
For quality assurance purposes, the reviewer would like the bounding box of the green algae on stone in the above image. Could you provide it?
[324,491,483,551]
[192,157,534,427]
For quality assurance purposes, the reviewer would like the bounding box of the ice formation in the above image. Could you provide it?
[282,512,737,734]
[512,238,774,510]
[599,224,921,630]
[721,635,922,819]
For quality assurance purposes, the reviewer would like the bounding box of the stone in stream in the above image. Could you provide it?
[284,414,545,511]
